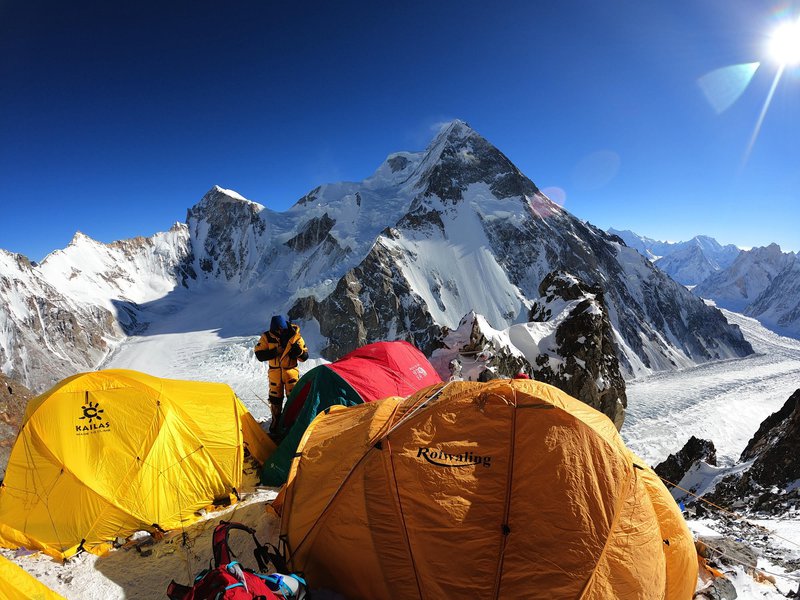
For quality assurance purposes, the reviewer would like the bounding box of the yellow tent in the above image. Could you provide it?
[0,369,273,560]
[0,554,65,600]
[281,379,697,600]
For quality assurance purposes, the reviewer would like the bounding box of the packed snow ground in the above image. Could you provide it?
[6,307,800,598]
[99,287,331,421]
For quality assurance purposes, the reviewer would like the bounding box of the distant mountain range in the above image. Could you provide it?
[609,229,800,338]
[1,121,753,393]
[607,229,741,286]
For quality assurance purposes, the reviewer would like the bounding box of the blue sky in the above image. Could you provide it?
[1,0,798,260]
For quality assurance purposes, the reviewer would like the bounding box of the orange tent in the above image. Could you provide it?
[280,379,697,600]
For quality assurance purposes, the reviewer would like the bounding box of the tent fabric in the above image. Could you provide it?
[261,341,441,486]
[280,380,698,600]
[0,369,273,560]
[0,554,65,600]
[326,341,442,406]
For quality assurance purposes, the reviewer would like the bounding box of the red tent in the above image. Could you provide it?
[327,341,441,402]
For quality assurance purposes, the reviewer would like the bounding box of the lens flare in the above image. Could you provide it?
[768,19,800,66]
[698,63,760,114]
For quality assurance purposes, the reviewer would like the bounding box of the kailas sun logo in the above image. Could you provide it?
[76,399,111,434]
[80,401,104,423]
[417,447,492,468]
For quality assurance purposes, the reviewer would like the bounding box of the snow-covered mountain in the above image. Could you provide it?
[284,122,751,372]
[0,249,119,387]
[610,230,800,338]
[1,120,753,392]
[0,223,195,390]
[745,255,800,338]
[608,229,741,285]
[654,245,725,287]
[693,243,799,335]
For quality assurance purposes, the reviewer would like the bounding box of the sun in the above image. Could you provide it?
[768,19,800,66]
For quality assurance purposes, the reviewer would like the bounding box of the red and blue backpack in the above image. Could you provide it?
[167,521,306,600]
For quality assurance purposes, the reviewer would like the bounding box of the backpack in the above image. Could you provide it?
[167,521,305,600]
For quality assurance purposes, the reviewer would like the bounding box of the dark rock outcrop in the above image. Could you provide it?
[655,436,717,486]
[289,239,445,360]
[706,390,800,514]
[529,272,627,429]
[432,271,627,428]
[0,373,33,479]
[740,389,800,488]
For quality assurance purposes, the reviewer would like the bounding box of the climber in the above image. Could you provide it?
[254,315,309,435]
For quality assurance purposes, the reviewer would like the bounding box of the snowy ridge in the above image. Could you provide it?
[39,224,191,310]
[0,249,119,387]
[2,120,754,391]
[694,244,795,313]
[609,228,741,277]
[746,256,800,338]
[693,244,800,337]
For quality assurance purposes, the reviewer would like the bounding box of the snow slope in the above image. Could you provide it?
[100,286,329,421]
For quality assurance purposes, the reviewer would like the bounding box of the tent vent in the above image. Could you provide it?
[374,441,383,450]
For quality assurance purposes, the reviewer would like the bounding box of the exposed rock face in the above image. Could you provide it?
[740,389,800,488]
[186,186,267,284]
[289,238,444,359]
[706,389,800,514]
[430,271,627,428]
[654,436,717,485]
[0,372,33,479]
[418,122,539,203]
[528,272,627,428]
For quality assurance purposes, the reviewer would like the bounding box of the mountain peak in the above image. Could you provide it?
[415,119,538,203]
[191,186,265,219]
[201,185,251,204]
[437,118,473,139]
[426,119,479,153]
[68,231,99,246]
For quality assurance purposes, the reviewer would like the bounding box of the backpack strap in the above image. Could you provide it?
[254,540,289,574]
[213,520,285,573]
[213,521,257,567]
[166,580,193,600]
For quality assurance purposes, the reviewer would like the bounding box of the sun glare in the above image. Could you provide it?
[768,19,800,66]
